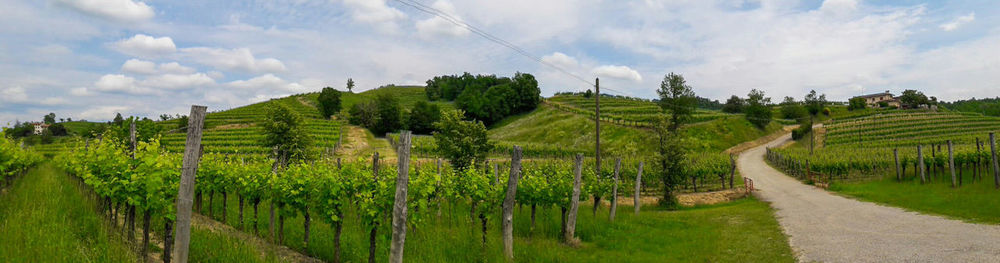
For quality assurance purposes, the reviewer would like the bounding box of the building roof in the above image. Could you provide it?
[854,90,893,99]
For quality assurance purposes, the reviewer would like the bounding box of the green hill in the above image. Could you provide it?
[546,94,730,128]
[824,111,1000,147]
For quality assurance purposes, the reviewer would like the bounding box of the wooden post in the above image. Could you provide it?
[565,154,583,244]
[948,140,957,187]
[918,145,926,184]
[991,133,999,188]
[894,148,901,182]
[634,162,643,216]
[609,158,621,222]
[368,151,379,263]
[595,78,601,187]
[501,146,523,260]
[172,105,206,263]
[389,132,411,263]
[130,121,137,158]
[729,154,736,189]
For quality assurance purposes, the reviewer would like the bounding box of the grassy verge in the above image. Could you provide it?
[0,163,137,262]
[200,193,794,262]
[830,168,1000,224]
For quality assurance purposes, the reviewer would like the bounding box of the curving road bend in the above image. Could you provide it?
[739,133,1000,262]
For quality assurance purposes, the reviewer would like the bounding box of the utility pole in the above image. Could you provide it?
[595,78,601,176]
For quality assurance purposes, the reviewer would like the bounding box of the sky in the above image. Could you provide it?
[1,0,997,125]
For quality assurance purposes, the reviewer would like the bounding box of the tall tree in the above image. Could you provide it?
[405,101,441,134]
[721,95,745,113]
[653,115,685,208]
[780,96,807,120]
[347,78,355,93]
[433,110,493,171]
[745,89,772,129]
[43,113,56,124]
[804,90,827,116]
[113,113,124,126]
[656,73,696,132]
[317,87,342,119]
[848,97,867,111]
[373,93,402,135]
[899,89,929,108]
[261,105,312,164]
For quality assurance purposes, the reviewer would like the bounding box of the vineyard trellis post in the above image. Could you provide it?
[368,151,380,263]
[172,105,207,263]
[918,145,926,184]
[128,121,138,245]
[501,146,523,260]
[595,78,601,190]
[389,131,411,263]
[729,154,735,189]
[609,158,621,222]
[634,161,643,215]
[990,133,999,189]
[948,140,956,188]
[894,148,900,182]
[565,154,583,245]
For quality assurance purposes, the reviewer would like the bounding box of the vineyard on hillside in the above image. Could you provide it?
[825,111,1000,147]
[546,94,730,128]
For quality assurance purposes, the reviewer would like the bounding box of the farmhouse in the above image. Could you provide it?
[30,122,50,135]
[853,90,901,108]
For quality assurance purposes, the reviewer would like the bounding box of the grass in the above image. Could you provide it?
[0,163,137,262]
[188,227,281,263]
[199,192,794,262]
[829,167,1000,224]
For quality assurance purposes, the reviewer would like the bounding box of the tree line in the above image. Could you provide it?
[425,72,541,126]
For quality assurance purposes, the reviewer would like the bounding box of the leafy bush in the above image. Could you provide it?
[425,72,540,125]
[405,101,441,135]
[317,87,342,119]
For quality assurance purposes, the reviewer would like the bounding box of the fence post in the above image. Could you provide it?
[729,154,736,189]
[634,161,643,216]
[501,146,523,260]
[948,140,956,188]
[609,158,621,222]
[991,133,999,189]
[389,132,411,263]
[894,148,900,182]
[172,105,207,263]
[918,145,926,184]
[565,154,583,245]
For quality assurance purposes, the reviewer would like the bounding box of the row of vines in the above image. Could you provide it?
[0,133,42,188]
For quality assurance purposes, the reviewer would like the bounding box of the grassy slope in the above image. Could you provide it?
[829,166,1000,224]
[0,163,137,262]
[300,85,455,115]
[490,104,784,156]
[201,192,793,263]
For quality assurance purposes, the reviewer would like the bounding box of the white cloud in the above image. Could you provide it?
[93,74,155,94]
[591,65,642,82]
[1,87,28,102]
[79,105,130,121]
[228,74,309,92]
[70,87,91,96]
[121,59,197,75]
[819,0,858,15]
[140,73,215,89]
[415,0,469,39]
[56,0,154,22]
[111,34,176,58]
[342,0,407,32]
[121,59,157,74]
[180,47,286,73]
[541,52,579,69]
[39,97,67,106]
[940,12,975,32]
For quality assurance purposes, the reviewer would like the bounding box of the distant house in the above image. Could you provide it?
[853,90,901,108]
[31,122,50,135]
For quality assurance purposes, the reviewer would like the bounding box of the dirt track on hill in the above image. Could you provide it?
[739,133,1000,262]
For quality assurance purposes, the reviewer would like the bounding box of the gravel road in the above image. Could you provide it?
[739,133,1000,262]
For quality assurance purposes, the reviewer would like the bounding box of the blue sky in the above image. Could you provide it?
[1,0,997,125]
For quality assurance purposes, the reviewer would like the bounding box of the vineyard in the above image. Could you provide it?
[824,111,1000,147]
[0,133,41,187]
[546,94,729,128]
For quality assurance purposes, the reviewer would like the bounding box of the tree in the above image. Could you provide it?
[433,110,493,171]
[848,97,867,111]
[176,115,189,131]
[657,73,696,132]
[721,95,745,113]
[109,117,163,144]
[43,113,56,124]
[159,114,171,121]
[745,89,772,129]
[317,87,342,119]
[804,90,827,116]
[653,115,685,208]
[899,89,929,108]
[405,101,441,134]
[347,78,355,93]
[261,105,312,164]
[373,93,402,135]
[583,89,593,98]
[348,100,379,129]
[113,113,124,127]
[67,118,72,122]
[780,97,807,121]
[48,123,68,136]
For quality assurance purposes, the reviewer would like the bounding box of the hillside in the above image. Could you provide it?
[546,94,730,127]
[823,111,1000,147]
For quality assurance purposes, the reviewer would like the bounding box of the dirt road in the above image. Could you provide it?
[739,133,1000,262]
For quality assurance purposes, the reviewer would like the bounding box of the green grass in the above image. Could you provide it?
[188,228,281,263]
[300,85,455,116]
[829,167,1000,224]
[0,163,138,263]
[199,192,793,262]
